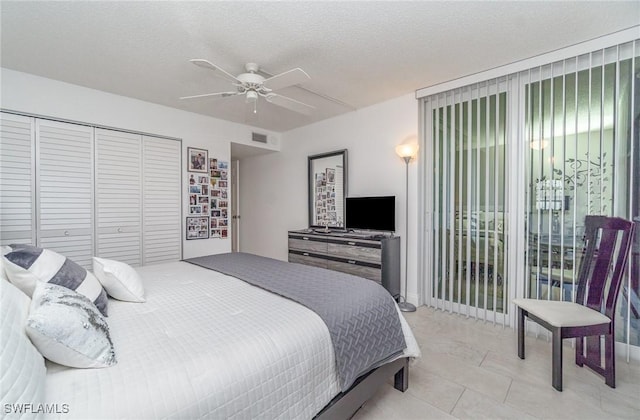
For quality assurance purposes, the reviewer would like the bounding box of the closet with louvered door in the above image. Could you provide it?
[142,136,181,264]
[36,119,94,269]
[95,129,142,266]
[0,112,182,267]
[0,113,36,247]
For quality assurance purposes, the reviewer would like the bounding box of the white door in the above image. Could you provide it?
[36,119,94,269]
[0,113,35,247]
[95,128,142,266]
[231,160,239,252]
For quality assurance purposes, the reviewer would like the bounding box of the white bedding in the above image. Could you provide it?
[43,261,419,419]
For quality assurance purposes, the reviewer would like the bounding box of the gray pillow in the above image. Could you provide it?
[26,283,117,368]
[3,244,108,316]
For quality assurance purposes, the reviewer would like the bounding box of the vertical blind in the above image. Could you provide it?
[422,79,509,326]
[420,39,639,355]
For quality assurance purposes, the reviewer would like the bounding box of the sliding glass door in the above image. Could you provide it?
[420,39,639,353]
[523,47,639,350]
[424,81,509,323]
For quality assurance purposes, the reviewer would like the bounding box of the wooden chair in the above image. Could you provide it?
[513,215,636,391]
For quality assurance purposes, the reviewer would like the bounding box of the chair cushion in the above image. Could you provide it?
[513,298,611,328]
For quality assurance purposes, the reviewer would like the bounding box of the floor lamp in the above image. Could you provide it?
[395,142,419,312]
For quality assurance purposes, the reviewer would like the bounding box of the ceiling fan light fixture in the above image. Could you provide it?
[182,59,314,116]
[246,90,258,102]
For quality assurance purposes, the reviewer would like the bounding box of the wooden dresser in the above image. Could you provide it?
[287,229,401,299]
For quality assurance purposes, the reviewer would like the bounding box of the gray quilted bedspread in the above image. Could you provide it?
[184,252,406,391]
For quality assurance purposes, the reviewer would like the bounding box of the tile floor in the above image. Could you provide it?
[353,306,640,420]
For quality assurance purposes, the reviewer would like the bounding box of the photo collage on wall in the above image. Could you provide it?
[209,158,229,239]
[186,147,210,240]
[315,167,337,226]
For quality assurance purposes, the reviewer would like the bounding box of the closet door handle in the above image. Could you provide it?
[64,231,70,236]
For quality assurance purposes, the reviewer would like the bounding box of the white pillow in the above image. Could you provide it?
[93,257,145,302]
[3,244,108,316]
[0,278,46,414]
[26,283,117,369]
[0,245,11,280]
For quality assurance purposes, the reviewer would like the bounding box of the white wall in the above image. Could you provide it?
[239,93,421,304]
[1,68,280,259]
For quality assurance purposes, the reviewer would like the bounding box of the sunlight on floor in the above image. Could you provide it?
[353,306,640,419]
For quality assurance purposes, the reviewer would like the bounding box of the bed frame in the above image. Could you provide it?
[314,357,409,419]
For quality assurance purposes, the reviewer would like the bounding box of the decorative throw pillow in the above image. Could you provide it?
[3,244,108,316]
[93,257,145,302]
[0,278,46,411]
[25,283,117,369]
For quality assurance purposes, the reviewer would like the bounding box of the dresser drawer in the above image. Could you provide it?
[288,252,328,269]
[327,260,382,284]
[327,242,381,264]
[288,238,327,253]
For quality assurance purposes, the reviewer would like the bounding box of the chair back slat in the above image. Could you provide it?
[574,216,635,320]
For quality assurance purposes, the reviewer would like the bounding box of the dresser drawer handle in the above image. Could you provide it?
[348,260,356,264]
[303,237,309,240]
[347,242,356,245]
[303,252,310,256]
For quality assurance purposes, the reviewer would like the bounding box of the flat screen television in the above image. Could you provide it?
[345,196,395,232]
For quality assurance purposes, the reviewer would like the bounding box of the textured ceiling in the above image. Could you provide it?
[1,1,639,132]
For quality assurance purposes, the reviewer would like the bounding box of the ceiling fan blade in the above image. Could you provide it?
[265,93,315,116]
[179,91,239,100]
[262,68,310,91]
[189,59,240,83]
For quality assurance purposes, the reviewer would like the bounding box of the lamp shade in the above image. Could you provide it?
[395,143,419,159]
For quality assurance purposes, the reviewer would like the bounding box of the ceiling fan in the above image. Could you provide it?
[180,59,315,115]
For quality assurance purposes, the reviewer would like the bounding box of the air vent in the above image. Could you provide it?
[252,132,268,143]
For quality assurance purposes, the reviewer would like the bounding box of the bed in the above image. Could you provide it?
[4,254,420,419]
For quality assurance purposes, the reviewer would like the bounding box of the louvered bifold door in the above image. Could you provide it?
[36,120,94,269]
[95,129,142,266]
[142,136,181,264]
[0,113,35,246]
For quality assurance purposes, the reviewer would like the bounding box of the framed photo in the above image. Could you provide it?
[188,147,208,173]
[186,216,210,240]
[189,185,202,194]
